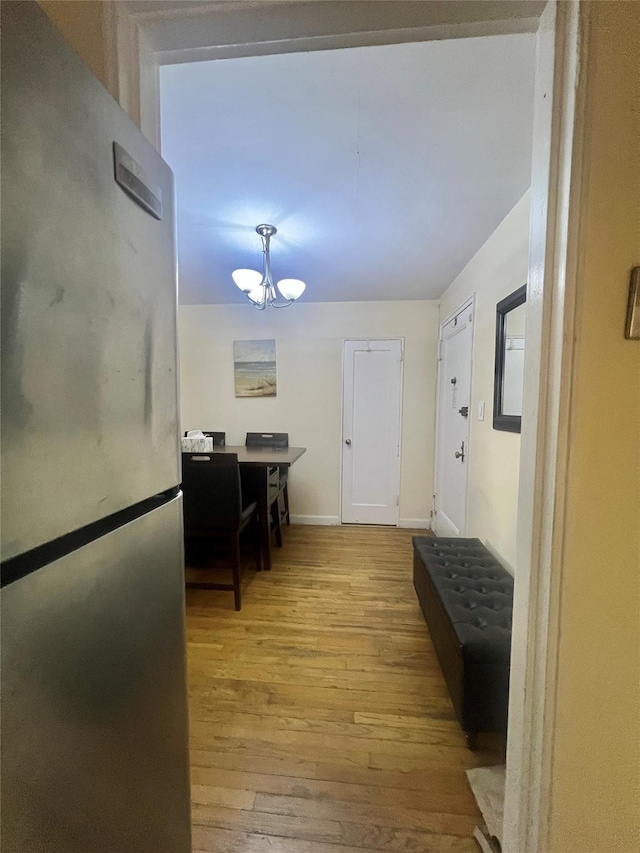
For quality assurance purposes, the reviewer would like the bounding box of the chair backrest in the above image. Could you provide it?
[245,432,289,449]
[181,453,242,530]
[183,431,226,446]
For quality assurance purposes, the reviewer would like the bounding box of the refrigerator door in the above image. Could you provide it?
[1,2,180,562]
[0,497,191,853]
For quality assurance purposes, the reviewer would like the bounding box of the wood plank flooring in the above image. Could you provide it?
[185,525,493,853]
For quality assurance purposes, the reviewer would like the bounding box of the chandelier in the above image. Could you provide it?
[232,224,306,310]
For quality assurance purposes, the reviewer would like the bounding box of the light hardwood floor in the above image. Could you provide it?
[185,524,492,853]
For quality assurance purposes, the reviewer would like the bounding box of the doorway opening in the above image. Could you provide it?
[112,3,585,850]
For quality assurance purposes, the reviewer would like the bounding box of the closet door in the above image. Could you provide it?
[341,339,403,525]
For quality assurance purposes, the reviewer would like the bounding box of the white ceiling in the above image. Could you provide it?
[160,34,535,304]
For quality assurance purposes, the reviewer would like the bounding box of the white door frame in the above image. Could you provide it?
[433,294,475,537]
[110,3,589,849]
[102,2,161,147]
[503,3,586,849]
[340,338,404,527]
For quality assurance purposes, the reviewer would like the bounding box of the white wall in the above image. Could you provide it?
[439,190,530,570]
[179,300,440,526]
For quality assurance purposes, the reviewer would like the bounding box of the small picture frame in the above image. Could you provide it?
[233,339,277,397]
[625,267,640,340]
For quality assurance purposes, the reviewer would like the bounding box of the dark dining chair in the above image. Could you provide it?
[181,452,260,610]
[245,432,289,450]
[245,432,291,529]
[183,430,226,446]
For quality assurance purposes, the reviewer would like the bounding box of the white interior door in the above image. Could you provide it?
[434,301,474,536]
[341,339,403,525]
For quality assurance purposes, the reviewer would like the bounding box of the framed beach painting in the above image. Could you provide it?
[233,339,277,397]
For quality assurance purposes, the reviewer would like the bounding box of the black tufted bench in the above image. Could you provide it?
[412,536,514,749]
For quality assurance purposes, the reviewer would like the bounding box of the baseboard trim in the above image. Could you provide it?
[290,516,431,529]
[290,515,340,526]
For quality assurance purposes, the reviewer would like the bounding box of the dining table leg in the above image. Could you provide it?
[259,495,272,571]
[242,467,272,571]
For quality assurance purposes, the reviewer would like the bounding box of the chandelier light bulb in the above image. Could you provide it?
[232,268,263,293]
[277,279,306,301]
[247,286,265,304]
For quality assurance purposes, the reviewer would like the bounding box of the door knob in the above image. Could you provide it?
[345,439,352,446]
[454,441,465,461]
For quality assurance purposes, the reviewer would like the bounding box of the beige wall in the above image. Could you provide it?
[548,2,640,850]
[38,1,109,89]
[439,191,530,570]
[178,301,440,525]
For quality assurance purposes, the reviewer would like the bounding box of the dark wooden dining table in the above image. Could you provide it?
[211,445,306,571]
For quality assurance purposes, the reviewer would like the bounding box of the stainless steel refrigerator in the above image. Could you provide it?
[1,3,192,850]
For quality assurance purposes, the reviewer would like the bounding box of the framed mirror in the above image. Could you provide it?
[493,284,527,433]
